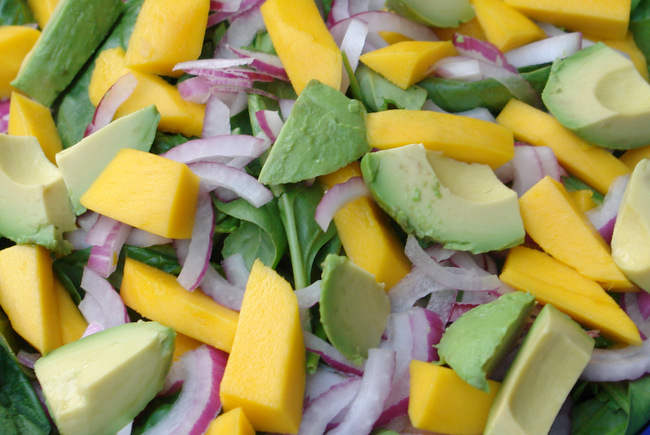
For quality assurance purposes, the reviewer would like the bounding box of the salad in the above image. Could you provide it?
[2,0,650,434]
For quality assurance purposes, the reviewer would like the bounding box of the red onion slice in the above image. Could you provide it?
[161,134,267,166]
[176,194,215,291]
[228,45,290,81]
[623,292,650,339]
[299,377,362,435]
[125,229,172,248]
[17,350,40,369]
[202,95,231,138]
[581,339,650,382]
[315,176,370,232]
[174,58,254,74]
[340,18,369,92]
[433,56,483,81]
[79,267,129,328]
[388,267,451,312]
[85,73,137,137]
[453,34,517,73]
[255,110,284,142]
[222,252,250,288]
[81,321,105,338]
[509,144,564,197]
[505,32,582,68]
[587,174,629,243]
[178,76,213,103]
[213,4,265,58]
[0,99,10,133]
[304,330,365,376]
[86,216,132,278]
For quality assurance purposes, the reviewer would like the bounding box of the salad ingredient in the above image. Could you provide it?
[543,42,650,150]
[220,259,305,434]
[80,148,199,239]
[502,0,630,40]
[120,257,239,352]
[361,144,524,253]
[519,175,634,291]
[89,47,205,137]
[319,162,411,290]
[0,25,39,99]
[56,105,159,214]
[26,0,57,28]
[483,304,594,435]
[437,291,536,392]
[171,331,202,361]
[365,109,514,169]
[207,407,255,435]
[590,32,650,80]
[408,360,500,435]
[471,0,545,52]
[359,40,457,89]
[612,158,650,293]
[319,254,390,365]
[8,91,62,163]
[34,320,175,435]
[261,0,341,95]
[53,277,87,345]
[504,32,582,69]
[386,0,474,28]
[500,245,642,346]
[496,98,631,195]
[0,135,76,254]
[355,64,428,111]
[11,0,124,107]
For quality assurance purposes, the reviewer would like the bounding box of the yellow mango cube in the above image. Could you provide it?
[496,98,630,195]
[89,47,205,137]
[319,162,411,290]
[206,408,255,435]
[500,246,642,346]
[503,0,630,40]
[620,145,650,170]
[434,17,487,41]
[53,278,87,345]
[125,0,209,77]
[120,258,239,353]
[366,109,514,169]
[568,189,598,212]
[8,92,63,164]
[0,245,61,354]
[359,41,457,89]
[378,31,413,45]
[0,26,40,99]
[220,260,305,434]
[409,361,500,435]
[27,0,60,28]
[261,0,342,95]
[80,148,199,239]
[471,0,546,52]
[172,332,203,361]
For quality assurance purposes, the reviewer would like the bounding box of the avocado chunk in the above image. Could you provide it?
[542,42,650,149]
[34,321,176,435]
[356,64,428,112]
[11,0,124,107]
[319,254,390,366]
[437,291,536,392]
[0,134,77,254]
[484,304,594,435]
[360,143,525,253]
[56,105,160,214]
[385,0,475,27]
[258,79,370,185]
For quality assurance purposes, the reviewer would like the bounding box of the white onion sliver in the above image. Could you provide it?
[79,267,129,328]
[161,134,267,165]
[298,377,361,435]
[295,280,322,310]
[505,32,582,68]
[174,58,254,73]
[177,194,215,291]
[315,176,370,232]
[86,217,132,278]
[255,109,284,142]
[222,252,250,288]
[303,330,364,376]
[202,94,231,138]
[581,338,650,382]
[433,56,483,82]
[330,11,438,46]
[214,5,266,58]
[189,161,273,207]
[509,145,563,197]
[339,18,369,92]
[198,266,245,311]
[125,229,171,248]
[587,174,630,243]
[85,73,137,137]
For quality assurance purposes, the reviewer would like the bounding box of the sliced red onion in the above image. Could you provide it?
[295,280,322,310]
[315,177,370,232]
[255,110,284,142]
[587,174,630,244]
[161,134,267,166]
[202,95,231,138]
[159,357,186,396]
[299,376,362,435]
[228,45,289,81]
[81,321,105,338]
[505,32,582,69]
[509,144,564,197]
[79,267,129,328]
[85,214,121,246]
[125,229,172,248]
[208,0,261,27]
[221,252,250,288]
[340,18,369,92]
[389,267,450,312]
[213,4,265,58]
[65,228,92,250]
[188,161,272,207]
[144,345,228,435]
[623,292,650,339]
[178,76,214,103]
[213,91,248,116]
[433,56,483,81]
[210,0,242,13]
[456,107,497,123]
[305,365,355,401]
[174,58,255,74]
[536,21,569,37]
[176,194,215,292]
[86,216,132,278]
[327,0,385,26]
[17,350,40,369]
[638,292,650,321]
[581,338,650,382]
[0,99,10,133]
[304,330,365,376]
[279,99,296,120]
[453,34,517,73]
[84,73,137,137]
[78,211,100,232]
[426,289,459,324]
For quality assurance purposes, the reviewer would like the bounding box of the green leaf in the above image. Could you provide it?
[52,247,91,304]
[124,245,182,275]
[0,0,34,25]
[149,131,190,155]
[630,0,650,74]
[562,175,605,204]
[627,375,650,434]
[131,390,181,435]
[356,64,427,112]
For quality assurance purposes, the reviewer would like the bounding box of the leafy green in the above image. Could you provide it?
[0,309,17,354]
[356,64,427,112]
[131,390,180,435]
[630,0,650,74]
[52,247,91,304]
[562,175,605,204]
[125,245,182,275]
[0,0,33,25]
[149,130,190,155]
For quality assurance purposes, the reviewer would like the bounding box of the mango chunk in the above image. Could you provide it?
[260,0,342,95]
[0,245,61,354]
[172,332,203,361]
[319,162,411,290]
[206,408,255,435]
[27,0,59,28]
[54,278,87,345]
[120,258,239,353]
[8,92,63,164]
[620,145,650,170]
[359,41,457,89]
[366,109,514,169]
[500,245,642,346]
[433,17,487,41]
[503,0,630,40]
[125,0,209,77]
[80,148,199,239]
[409,361,500,435]
[496,98,630,195]
[0,26,40,99]
[520,176,634,291]
[89,47,205,137]
[568,189,598,212]
[220,260,305,434]
[471,0,546,52]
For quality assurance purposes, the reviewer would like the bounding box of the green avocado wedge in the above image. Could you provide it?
[385,0,474,27]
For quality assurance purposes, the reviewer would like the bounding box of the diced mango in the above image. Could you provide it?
[220,260,305,434]
[80,148,200,239]
[568,189,598,212]
[319,162,411,290]
[471,0,546,52]
[366,109,514,169]
[409,360,500,435]
[0,26,40,99]
[378,31,413,45]
[8,92,63,164]
[503,0,630,40]
[206,408,255,435]
[172,332,203,361]
[620,145,650,170]
[500,246,642,346]
[125,0,209,77]
[120,258,239,353]
[359,41,457,89]
[260,0,341,95]
[89,47,205,137]
[53,278,87,345]
[496,98,630,195]
[0,245,61,354]
[433,17,487,41]
[520,176,634,291]
[27,0,59,28]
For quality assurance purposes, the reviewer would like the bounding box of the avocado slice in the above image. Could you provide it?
[484,304,594,435]
[437,291,536,392]
[319,254,390,366]
[34,321,176,435]
[542,42,650,149]
[385,0,475,27]
[360,143,525,253]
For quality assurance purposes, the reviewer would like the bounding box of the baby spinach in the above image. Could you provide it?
[124,245,182,275]
[630,0,650,73]
[0,0,33,25]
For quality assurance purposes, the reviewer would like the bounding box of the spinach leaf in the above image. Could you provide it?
[356,64,427,112]
[52,247,91,304]
[149,130,190,155]
[131,390,180,435]
[0,308,17,354]
[630,0,650,73]
[0,0,33,25]
[562,175,605,204]
[125,245,182,275]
